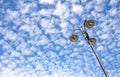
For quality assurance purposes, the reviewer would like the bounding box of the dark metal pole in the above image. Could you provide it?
[88,41,109,77]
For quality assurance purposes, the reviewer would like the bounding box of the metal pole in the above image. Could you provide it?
[72,23,109,77]
[88,41,109,77]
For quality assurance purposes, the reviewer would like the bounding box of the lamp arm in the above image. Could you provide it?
[72,29,81,34]
[80,26,89,40]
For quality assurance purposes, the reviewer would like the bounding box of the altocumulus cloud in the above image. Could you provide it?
[0,0,120,77]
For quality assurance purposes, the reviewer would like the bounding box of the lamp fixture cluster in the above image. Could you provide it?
[70,20,96,44]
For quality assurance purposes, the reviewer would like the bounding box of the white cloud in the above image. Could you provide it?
[108,42,115,49]
[0,68,17,77]
[40,18,51,29]
[5,9,19,21]
[53,1,68,17]
[37,35,50,45]
[60,20,68,29]
[99,34,109,40]
[19,24,31,32]
[81,0,87,3]
[17,1,37,14]
[108,8,118,16]
[39,0,55,4]
[117,41,120,47]
[2,30,17,41]
[94,5,105,12]
[39,9,53,17]
[78,40,85,46]
[85,1,94,11]
[72,4,83,15]
[16,41,27,52]
[10,50,21,57]
[0,21,2,26]
[45,28,59,34]
[70,0,79,4]
[0,0,120,77]
[70,18,79,25]
[54,38,67,46]
[51,69,74,77]
[95,0,106,5]
[96,45,104,51]
[109,0,119,6]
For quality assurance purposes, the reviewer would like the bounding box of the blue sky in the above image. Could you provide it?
[0,0,120,77]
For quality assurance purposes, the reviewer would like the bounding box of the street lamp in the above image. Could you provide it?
[70,20,109,77]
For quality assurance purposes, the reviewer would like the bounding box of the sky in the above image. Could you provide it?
[0,0,120,77]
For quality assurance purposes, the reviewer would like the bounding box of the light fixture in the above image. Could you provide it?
[88,38,97,44]
[85,20,95,28]
[70,19,109,77]
[70,34,79,42]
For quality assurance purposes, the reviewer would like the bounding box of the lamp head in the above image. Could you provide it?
[70,34,79,42]
[85,20,95,28]
[88,38,97,44]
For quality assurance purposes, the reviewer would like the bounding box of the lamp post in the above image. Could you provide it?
[70,20,109,77]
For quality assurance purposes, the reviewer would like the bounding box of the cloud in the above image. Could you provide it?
[0,21,2,26]
[72,4,83,15]
[108,8,118,16]
[0,0,120,77]
[4,9,19,22]
[53,1,68,17]
[109,0,119,6]
[39,0,55,4]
